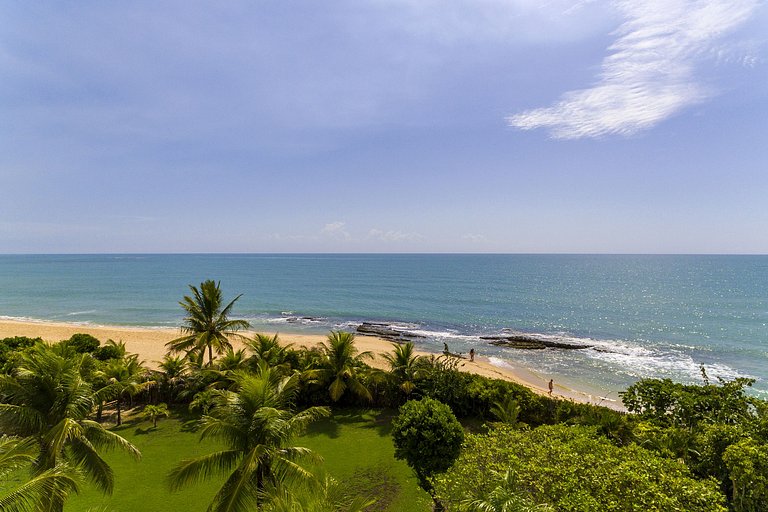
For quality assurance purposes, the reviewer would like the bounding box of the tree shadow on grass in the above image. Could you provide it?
[305,408,396,440]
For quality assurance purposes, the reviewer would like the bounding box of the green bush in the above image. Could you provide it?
[433,424,728,512]
[63,333,101,353]
[391,397,464,491]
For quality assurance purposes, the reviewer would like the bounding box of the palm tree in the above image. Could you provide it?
[166,280,250,366]
[382,342,423,398]
[310,331,373,403]
[245,334,295,373]
[99,354,153,426]
[167,364,330,512]
[0,346,140,510]
[157,355,189,404]
[0,436,81,512]
[460,468,553,512]
[142,404,170,429]
[490,396,521,426]
[262,471,374,512]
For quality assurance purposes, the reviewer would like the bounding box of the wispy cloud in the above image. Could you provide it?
[367,228,424,242]
[508,0,759,139]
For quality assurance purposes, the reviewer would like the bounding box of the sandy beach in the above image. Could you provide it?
[0,319,623,410]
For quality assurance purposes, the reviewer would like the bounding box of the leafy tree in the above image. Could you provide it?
[0,337,40,371]
[382,342,424,398]
[391,397,464,493]
[0,346,140,511]
[433,424,727,512]
[620,375,756,429]
[0,436,81,512]
[167,364,330,512]
[62,334,100,354]
[723,438,768,512]
[309,331,373,403]
[166,280,250,366]
[93,340,127,362]
[142,404,170,429]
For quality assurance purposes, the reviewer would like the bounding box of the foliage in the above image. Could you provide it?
[0,436,81,512]
[433,424,727,512]
[308,331,374,403]
[167,364,330,512]
[391,398,464,492]
[142,404,170,428]
[723,438,768,512]
[166,280,250,366]
[0,345,140,511]
[62,334,101,354]
[0,337,41,371]
[490,396,522,426]
[620,375,756,429]
[93,341,127,362]
[381,342,425,400]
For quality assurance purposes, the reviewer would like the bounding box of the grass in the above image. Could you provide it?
[64,407,430,512]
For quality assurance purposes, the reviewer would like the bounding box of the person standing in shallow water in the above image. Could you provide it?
[469,348,475,362]
[548,379,554,395]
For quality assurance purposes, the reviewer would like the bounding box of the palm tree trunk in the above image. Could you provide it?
[208,344,214,366]
[116,398,122,426]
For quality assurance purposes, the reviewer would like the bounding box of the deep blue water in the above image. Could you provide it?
[1,254,767,399]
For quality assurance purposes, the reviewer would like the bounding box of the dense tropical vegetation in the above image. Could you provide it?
[1,280,768,511]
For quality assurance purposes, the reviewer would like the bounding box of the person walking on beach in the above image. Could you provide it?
[548,379,554,395]
[469,348,475,362]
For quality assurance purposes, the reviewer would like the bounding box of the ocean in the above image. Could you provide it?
[1,254,767,401]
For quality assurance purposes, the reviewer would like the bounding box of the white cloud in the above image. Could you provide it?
[508,0,759,139]
[320,221,352,240]
[462,233,487,242]
[367,228,423,242]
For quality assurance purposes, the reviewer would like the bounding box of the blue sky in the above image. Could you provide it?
[1,1,766,253]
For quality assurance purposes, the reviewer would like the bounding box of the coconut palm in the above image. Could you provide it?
[245,334,295,373]
[166,280,250,366]
[460,468,553,512]
[157,355,189,404]
[142,403,170,429]
[0,436,81,512]
[262,471,374,512]
[0,346,140,510]
[99,354,153,426]
[310,331,373,403]
[382,342,424,397]
[167,364,330,512]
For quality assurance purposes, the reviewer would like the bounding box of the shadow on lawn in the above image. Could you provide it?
[305,408,396,439]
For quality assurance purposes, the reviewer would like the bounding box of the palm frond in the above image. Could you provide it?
[167,450,242,492]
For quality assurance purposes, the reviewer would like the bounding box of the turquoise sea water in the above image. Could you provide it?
[1,254,767,400]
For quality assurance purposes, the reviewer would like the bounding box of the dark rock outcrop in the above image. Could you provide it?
[481,333,592,350]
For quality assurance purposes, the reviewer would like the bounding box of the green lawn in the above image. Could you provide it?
[65,408,430,512]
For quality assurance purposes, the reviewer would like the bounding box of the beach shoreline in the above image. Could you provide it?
[0,318,624,411]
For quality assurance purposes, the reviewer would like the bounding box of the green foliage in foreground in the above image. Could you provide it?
[433,424,728,512]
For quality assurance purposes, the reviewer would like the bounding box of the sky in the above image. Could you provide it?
[1,0,766,254]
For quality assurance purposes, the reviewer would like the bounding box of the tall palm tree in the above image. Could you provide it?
[382,342,423,398]
[310,331,373,403]
[167,364,330,512]
[0,436,80,512]
[0,346,140,511]
[166,280,250,366]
